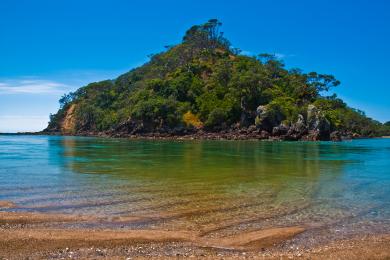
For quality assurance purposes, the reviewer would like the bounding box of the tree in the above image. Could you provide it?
[59,92,75,109]
[307,72,340,92]
[182,19,230,51]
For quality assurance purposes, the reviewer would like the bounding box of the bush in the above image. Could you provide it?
[131,97,181,128]
[205,108,227,130]
[183,111,203,128]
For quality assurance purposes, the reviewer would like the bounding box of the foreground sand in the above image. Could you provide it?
[1,209,390,259]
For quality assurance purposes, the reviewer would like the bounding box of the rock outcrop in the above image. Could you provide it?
[253,104,335,141]
[255,105,284,132]
[305,105,331,140]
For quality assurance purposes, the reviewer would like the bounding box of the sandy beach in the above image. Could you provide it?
[1,202,390,259]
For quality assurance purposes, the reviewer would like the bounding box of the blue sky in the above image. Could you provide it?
[0,0,389,132]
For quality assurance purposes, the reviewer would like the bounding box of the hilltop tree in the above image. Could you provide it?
[183,19,230,51]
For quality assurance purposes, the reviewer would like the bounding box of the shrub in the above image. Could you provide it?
[205,108,227,130]
[183,111,203,128]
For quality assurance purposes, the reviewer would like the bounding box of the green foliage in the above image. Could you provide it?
[380,123,390,136]
[46,19,387,137]
[267,97,299,123]
[183,19,231,52]
[313,96,387,136]
[205,108,228,130]
[131,95,182,128]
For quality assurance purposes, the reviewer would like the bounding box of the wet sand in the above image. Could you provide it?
[0,201,15,208]
[1,205,390,259]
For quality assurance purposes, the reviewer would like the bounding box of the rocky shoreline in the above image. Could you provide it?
[39,127,362,142]
[41,104,369,142]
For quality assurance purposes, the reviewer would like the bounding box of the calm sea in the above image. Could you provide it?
[1,135,389,244]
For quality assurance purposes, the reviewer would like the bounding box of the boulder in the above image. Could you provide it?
[260,130,270,139]
[256,105,267,116]
[302,130,321,141]
[307,105,317,126]
[171,126,187,135]
[296,114,306,129]
[240,111,255,127]
[255,105,284,132]
[272,123,289,136]
[306,105,330,140]
[330,131,342,142]
[247,125,257,133]
[284,115,308,140]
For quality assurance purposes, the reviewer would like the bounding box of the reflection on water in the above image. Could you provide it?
[1,135,390,240]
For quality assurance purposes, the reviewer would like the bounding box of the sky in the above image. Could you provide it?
[0,0,389,132]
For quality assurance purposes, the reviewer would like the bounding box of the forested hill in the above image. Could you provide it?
[45,19,390,140]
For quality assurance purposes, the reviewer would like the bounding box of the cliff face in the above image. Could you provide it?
[60,104,76,134]
[45,20,389,140]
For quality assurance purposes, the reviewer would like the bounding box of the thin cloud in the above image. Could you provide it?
[239,50,296,60]
[0,68,130,95]
[275,53,296,60]
[274,53,286,59]
[0,79,71,94]
[240,50,254,56]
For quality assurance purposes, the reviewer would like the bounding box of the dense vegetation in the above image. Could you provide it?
[46,20,390,140]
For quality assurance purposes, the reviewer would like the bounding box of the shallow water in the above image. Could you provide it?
[1,135,390,242]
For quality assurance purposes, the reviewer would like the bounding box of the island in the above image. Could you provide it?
[44,20,390,140]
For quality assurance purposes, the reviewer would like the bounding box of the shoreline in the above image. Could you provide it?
[1,131,378,142]
[1,209,390,259]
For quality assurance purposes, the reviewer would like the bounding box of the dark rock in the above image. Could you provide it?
[294,114,306,132]
[247,125,257,133]
[171,126,186,135]
[341,132,353,140]
[272,124,289,136]
[286,114,308,140]
[330,131,342,142]
[240,111,255,127]
[238,128,247,134]
[352,132,361,138]
[302,130,321,141]
[260,130,270,139]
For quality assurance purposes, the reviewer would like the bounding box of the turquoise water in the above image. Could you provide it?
[1,135,390,242]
